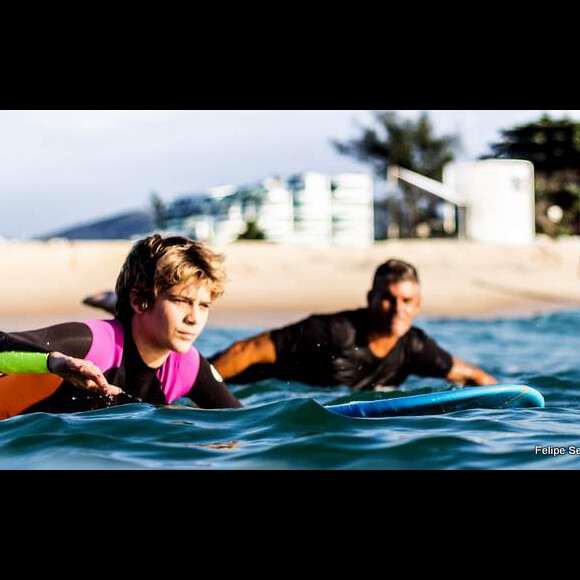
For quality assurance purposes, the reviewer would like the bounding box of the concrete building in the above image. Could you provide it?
[164,171,375,246]
[288,172,333,245]
[331,173,374,246]
[239,177,294,244]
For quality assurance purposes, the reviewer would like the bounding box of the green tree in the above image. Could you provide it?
[237,220,266,241]
[334,111,460,237]
[334,111,460,180]
[482,114,580,236]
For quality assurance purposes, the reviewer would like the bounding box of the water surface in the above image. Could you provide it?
[2,310,580,469]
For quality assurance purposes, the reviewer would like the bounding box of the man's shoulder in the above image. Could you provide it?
[408,325,428,338]
[272,309,363,349]
[402,326,451,358]
[300,309,364,333]
[401,326,431,350]
[306,308,365,325]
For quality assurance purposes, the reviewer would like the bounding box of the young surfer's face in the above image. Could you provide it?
[369,280,421,337]
[140,280,212,355]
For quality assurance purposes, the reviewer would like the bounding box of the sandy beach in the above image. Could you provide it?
[1,237,580,331]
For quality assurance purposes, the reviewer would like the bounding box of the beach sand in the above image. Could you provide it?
[1,237,580,331]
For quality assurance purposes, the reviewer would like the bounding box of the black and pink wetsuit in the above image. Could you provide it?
[0,319,241,414]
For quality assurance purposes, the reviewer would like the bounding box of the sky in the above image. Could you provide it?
[1,109,579,238]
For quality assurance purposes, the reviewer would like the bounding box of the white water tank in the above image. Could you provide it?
[443,160,535,244]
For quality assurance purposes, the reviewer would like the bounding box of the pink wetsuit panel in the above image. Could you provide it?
[156,348,201,404]
[84,319,201,404]
[84,319,124,372]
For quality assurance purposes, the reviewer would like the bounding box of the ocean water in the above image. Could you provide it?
[2,310,580,470]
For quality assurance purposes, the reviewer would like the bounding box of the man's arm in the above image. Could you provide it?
[212,332,277,380]
[446,356,498,386]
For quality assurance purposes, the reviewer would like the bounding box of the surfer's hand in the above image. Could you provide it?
[47,351,123,396]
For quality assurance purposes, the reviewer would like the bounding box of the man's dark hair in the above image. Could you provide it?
[372,259,419,288]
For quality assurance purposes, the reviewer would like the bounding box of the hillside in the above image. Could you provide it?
[40,211,154,240]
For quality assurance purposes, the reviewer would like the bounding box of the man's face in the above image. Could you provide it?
[368,279,421,338]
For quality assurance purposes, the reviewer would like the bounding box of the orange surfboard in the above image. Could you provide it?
[0,374,63,420]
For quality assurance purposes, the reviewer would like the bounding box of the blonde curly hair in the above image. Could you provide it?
[115,235,226,323]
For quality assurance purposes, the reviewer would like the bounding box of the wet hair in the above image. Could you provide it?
[115,234,226,323]
[372,259,419,289]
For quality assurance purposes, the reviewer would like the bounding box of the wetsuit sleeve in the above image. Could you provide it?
[408,329,453,378]
[186,356,242,409]
[0,323,94,359]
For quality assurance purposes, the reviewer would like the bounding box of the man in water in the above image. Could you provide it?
[84,259,497,391]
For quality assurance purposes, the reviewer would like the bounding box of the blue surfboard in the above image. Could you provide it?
[325,385,545,418]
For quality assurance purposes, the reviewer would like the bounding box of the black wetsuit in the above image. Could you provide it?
[0,320,241,414]
[215,309,453,391]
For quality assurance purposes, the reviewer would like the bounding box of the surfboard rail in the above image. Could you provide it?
[325,385,546,418]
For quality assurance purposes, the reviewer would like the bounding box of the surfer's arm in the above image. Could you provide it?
[447,357,498,386]
[0,348,121,396]
[0,326,121,396]
[211,332,276,380]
